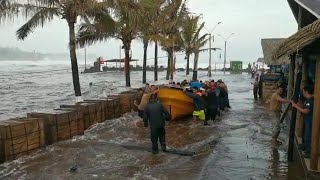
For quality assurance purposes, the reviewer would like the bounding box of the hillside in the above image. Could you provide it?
[0,47,96,61]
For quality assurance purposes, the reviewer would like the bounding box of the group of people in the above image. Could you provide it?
[269,85,314,158]
[133,79,231,154]
[182,79,231,125]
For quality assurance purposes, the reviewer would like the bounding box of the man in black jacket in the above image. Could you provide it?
[143,98,170,154]
[204,87,218,124]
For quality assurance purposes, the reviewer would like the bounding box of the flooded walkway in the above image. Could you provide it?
[0,74,307,179]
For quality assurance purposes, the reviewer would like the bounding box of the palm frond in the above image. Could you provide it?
[16,6,59,40]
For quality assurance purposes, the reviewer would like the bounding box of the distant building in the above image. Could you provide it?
[230,61,243,71]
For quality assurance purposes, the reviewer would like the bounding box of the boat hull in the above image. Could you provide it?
[158,87,194,120]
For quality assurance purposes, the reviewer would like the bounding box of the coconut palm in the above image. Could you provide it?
[159,0,188,80]
[181,15,202,76]
[77,0,140,87]
[191,22,209,80]
[139,0,183,82]
[15,0,107,100]
[138,0,165,83]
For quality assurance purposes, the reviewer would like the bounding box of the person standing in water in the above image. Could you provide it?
[252,77,259,101]
[269,86,291,145]
[291,86,314,158]
[183,87,206,123]
[143,98,170,154]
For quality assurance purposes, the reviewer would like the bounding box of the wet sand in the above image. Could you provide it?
[0,73,307,180]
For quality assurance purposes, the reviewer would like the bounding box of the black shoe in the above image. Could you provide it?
[152,150,159,154]
[161,145,167,152]
[204,122,209,126]
[298,144,305,151]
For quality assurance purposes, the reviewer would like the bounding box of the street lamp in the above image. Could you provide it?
[218,33,235,74]
[204,22,222,77]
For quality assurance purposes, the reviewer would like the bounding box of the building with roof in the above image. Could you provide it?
[261,38,289,65]
[272,0,320,175]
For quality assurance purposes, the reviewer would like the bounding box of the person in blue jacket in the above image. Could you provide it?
[292,85,314,158]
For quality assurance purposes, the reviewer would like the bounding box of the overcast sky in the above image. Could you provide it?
[0,0,298,67]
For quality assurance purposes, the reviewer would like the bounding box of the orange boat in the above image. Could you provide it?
[157,86,194,120]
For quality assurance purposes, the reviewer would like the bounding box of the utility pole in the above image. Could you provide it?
[218,33,235,74]
[205,22,222,77]
[84,48,87,70]
[224,41,227,74]
[209,34,212,77]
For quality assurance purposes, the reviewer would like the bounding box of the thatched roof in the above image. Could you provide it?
[272,18,320,60]
[261,38,289,65]
[294,0,320,18]
[257,58,264,63]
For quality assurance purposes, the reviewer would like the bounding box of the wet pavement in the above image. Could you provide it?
[0,73,307,180]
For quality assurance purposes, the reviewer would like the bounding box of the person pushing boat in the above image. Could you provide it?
[183,87,206,123]
[138,85,159,118]
[143,98,170,154]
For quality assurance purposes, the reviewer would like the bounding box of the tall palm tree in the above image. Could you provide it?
[181,15,201,76]
[191,22,209,80]
[139,0,175,82]
[77,0,140,87]
[15,0,106,101]
[160,0,188,80]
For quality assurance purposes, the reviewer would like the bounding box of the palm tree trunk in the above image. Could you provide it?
[192,51,199,81]
[166,51,171,80]
[170,52,174,81]
[154,41,158,81]
[143,40,148,84]
[68,22,81,97]
[186,53,190,75]
[124,45,131,87]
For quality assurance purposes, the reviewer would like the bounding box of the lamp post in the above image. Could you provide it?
[204,22,222,77]
[218,33,235,74]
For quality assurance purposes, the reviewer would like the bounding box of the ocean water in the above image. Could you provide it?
[0,60,232,121]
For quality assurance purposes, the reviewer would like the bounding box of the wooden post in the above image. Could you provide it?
[296,61,309,137]
[288,56,295,99]
[310,58,320,170]
[288,71,302,161]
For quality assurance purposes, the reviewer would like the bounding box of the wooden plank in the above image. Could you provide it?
[288,71,302,161]
[287,55,295,99]
[311,58,320,170]
[0,118,45,163]
[84,100,107,122]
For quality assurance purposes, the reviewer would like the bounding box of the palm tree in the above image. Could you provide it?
[139,0,176,82]
[191,22,209,80]
[15,0,106,101]
[77,0,140,87]
[159,0,188,80]
[181,15,201,76]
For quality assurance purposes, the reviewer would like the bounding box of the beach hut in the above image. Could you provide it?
[258,39,290,103]
[272,0,320,174]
